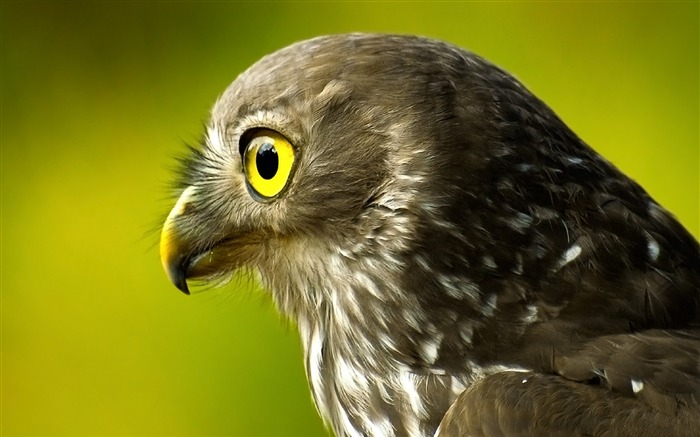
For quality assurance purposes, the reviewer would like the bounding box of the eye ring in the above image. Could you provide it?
[241,129,295,200]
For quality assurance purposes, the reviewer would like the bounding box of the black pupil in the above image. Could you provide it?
[256,142,278,180]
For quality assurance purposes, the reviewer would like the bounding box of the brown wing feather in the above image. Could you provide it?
[554,330,700,415]
[438,370,700,437]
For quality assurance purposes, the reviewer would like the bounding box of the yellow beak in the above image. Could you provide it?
[160,186,197,294]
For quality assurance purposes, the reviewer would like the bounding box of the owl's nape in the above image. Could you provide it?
[160,34,700,436]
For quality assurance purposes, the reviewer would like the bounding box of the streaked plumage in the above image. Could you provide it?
[160,34,700,436]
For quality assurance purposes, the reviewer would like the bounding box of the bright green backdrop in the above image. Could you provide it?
[2,2,698,436]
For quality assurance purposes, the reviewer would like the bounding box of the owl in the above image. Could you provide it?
[160,34,700,436]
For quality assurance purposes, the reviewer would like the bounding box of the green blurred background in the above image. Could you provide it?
[2,2,698,436]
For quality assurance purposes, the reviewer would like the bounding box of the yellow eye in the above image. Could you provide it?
[242,129,295,199]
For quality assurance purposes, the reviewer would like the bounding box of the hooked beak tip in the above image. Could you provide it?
[160,238,191,295]
[171,265,191,295]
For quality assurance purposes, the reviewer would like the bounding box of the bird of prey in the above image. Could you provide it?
[160,34,700,436]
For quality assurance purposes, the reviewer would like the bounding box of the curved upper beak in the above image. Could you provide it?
[160,186,198,294]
